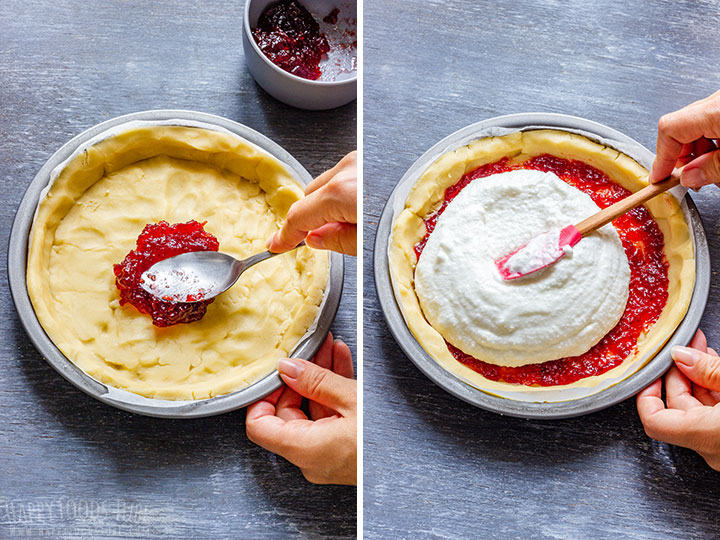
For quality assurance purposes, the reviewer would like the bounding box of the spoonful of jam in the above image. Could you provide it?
[140,242,306,303]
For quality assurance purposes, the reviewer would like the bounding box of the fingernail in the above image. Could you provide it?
[672,346,699,367]
[278,358,303,379]
[683,168,707,188]
[648,164,662,183]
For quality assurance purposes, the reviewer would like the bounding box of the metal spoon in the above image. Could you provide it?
[140,242,305,303]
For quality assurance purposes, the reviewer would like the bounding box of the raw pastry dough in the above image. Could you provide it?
[27,126,329,400]
[390,129,695,393]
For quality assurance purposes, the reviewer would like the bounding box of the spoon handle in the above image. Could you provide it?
[575,170,682,237]
[241,241,307,270]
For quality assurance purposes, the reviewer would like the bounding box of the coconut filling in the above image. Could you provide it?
[414,169,631,367]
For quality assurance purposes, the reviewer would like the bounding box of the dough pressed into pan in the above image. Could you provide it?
[27,126,329,400]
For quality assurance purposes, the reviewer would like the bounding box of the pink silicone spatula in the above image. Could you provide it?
[495,171,682,281]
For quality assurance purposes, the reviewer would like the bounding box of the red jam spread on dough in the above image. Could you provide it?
[114,221,220,328]
[415,155,669,387]
[252,0,330,80]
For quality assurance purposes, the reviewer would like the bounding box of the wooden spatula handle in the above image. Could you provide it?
[575,171,682,237]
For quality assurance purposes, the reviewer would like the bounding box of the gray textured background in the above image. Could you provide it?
[364,1,720,539]
[0,1,356,538]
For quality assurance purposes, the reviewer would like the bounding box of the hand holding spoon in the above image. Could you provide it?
[495,171,682,281]
[140,242,306,302]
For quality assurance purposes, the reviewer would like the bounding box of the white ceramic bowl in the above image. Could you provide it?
[243,0,357,110]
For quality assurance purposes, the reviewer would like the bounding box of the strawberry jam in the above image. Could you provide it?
[252,0,330,80]
[415,155,669,387]
[114,221,220,327]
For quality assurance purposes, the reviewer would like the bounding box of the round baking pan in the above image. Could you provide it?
[8,109,344,418]
[374,112,710,419]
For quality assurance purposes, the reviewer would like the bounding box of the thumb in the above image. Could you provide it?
[277,358,356,414]
[673,346,720,391]
[681,149,720,188]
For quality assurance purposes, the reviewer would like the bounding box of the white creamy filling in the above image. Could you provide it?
[414,169,630,367]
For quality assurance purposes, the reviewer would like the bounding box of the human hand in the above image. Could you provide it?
[636,329,720,470]
[245,332,357,485]
[267,151,357,255]
[649,89,720,187]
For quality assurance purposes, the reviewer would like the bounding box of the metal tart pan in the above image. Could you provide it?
[374,112,710,419]
[8,109,344,418]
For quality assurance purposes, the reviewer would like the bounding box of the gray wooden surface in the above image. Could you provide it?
[0,1,356,538]
[364,1,720,539]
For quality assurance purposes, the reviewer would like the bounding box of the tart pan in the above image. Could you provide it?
[8,110,344,418]
[374,112,710,419]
